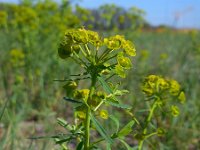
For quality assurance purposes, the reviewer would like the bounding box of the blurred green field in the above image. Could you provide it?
[0,1,200,150]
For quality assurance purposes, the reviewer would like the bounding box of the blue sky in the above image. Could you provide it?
[0,0,199,29]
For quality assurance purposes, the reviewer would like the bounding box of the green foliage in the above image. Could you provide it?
[0,1,198,149]
[53,28,186,150]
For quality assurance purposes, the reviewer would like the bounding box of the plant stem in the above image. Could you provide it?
[84,106,91,150]
[98,49,112,62]
[138,101,157,150]
[84,77,97,150]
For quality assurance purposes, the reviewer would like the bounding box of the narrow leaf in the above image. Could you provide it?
[118,120,135,137]
[63,97,83,104]
[103,100,131,109]
[0,99,9,121]
[55,137,71,144]
[118,139,132,150]
[97,76,113,94]
[109,115,120,133]
[106,143,112,150]
[76,141,83,150]
[28,134,65,140]
[98,77,131,110]
[90,113,113,144]
[57,118,68,128]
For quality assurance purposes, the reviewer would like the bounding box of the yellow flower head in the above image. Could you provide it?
[12,6,38,29]
[169,79,180,96]
[0,11,7,25]
[122,40,136,56]
[76,111,86,119]
[9,49,25,67]
[178,91,186,104]
[104,35,124,50]
[115,64,126,78]
[73,89,90,101]
[63,81,77,90]
[99,110,109,119]
[142,75,170,96]
[88,91,106,107]
[117,53,132,69]
[64,28,100,45]
[157,78,169,90]
[170,105,180,117]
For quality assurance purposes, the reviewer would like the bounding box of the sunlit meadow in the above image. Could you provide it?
[0,0,199,149]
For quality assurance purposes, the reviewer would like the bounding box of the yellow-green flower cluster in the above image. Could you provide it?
[99,109,109,119]
[169,79,180,96]
[115,52,133,78]
[10,5,38,29]
[88,91,106,108]
[9,49,25,67]
[58,28,136,79]
[58,28,100,58]
[0,11,7,26]
[170,105,180,117]
[35,1,58,12]
[142,75,168,96]
[142,75,185,103]
[63,81,77,96]
[73,89,90,101]
[74,90,107,120]
[142,75,186,117]
[65,28,100,45]
[104,35,136,56]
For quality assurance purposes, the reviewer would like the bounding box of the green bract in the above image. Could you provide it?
[117,52,132,69]
[123,40,136,56]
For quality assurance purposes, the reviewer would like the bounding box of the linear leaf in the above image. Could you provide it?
[106,143,112,150]
[76,141,83,150]
[28,134,64,140]
[55,137,71,144]
[63,97,83,104]
[0,99,9,121]
[90,113,113,144]
[103,100,131,109]
[57,118,69,128]
[117,120,135,137]
[109,115,120,133]
[118,139,132,150]
[97,76,113,94]
[98,77,131,109]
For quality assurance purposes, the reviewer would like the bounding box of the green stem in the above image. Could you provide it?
[79,45,87,57]
[73,52,88,67]
[145,132,157,139]
[138,101,157,150]
[84,77,97,150]
[99,54,117,64]
[98,49,113,62]
[90,138,104,147]
[94,101,104,111]
[84,44,91,56]
[84,107,91,150]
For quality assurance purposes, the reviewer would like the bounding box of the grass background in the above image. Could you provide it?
[0,1,200,150]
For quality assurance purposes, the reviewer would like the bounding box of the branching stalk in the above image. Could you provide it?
[84,77,97,150]
[138,100,158,150]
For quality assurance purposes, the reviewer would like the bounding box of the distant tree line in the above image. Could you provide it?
[0,0,147,31]
[75,3,147,31]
